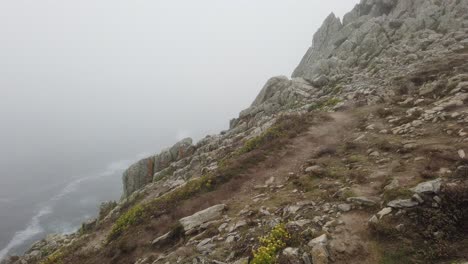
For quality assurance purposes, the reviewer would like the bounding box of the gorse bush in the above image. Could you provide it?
[108,204,145,241]
[40,250,65,264]
[251,224,290,264]
[107,174,214,242]
[238,126,285,154]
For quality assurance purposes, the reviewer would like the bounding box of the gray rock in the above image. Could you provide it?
[410,178,442,194]
[232,258,249,264]
[311,75,329,88]
[302,253,312,264]
[286,219,311,229]
[383,179,400,191]
[122,157,154,198]
[368,215,379,224]
[308,234,328,247]
[122,138,196,198]
[311,244,329,264]
[179,204,226,234]
[376,207,392,219]
[283,247,299,257]
[151,231,172,247]
[387,199,418,208]
[347,196,379,206]
[305,165,325,175]
[337,203,352,212]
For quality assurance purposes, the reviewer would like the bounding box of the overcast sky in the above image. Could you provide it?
[0,0,359,189]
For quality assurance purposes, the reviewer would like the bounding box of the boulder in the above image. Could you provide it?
[410,179,442,194]
[179,204,226,234]
[388,199,419,208]
[305,165,325,175]
[376,207,392,219]
[337,203,352,212]
[311,244,329,264]
[151,231,172,247]
[308,234,328,247]
[283,247,300,257]
[347,196,379,206]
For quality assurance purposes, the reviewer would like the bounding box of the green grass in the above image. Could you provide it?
[347,154,367,163]
[39,250,65,264]
[308,97,342,111]
[238,126,285,154]
[380,248,413,264]
[107,203,146,241]
[383,188,412,203]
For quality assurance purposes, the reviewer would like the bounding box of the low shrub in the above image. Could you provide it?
[108,204,146,241]
[98,200,117,220]
[383,188,412,203]
[372,183,468,262]
[40,250,65,264]
[308,98,341,111]
[251,224,290,264]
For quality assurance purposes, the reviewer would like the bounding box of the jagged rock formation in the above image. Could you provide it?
[293,0,467,81]
[230,0,468,129]
[3,0,468,264]
[122,138,195,198]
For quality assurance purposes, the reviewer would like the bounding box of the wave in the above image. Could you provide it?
[0,206,51,261]
[0,156,138,261]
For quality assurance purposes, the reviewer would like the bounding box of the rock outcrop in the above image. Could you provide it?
[122,138,195,198]
[179,204,226,235]
[293,0,467,81]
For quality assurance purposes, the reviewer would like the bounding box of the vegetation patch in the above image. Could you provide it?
[251,224,290,264]
[108,203,146,241]
[383,188,412,203]
[308,97,341,111]
[347,154,367,163]
[380,247,413,264]
[238,113,320,155]
[40,250,65,264]
[372,182,468,263]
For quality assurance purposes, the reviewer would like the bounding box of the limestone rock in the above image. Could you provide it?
[347,196,379,206]
[122,138,195,198]
[388,199,418,208]
[308,234,328,247]
[411,178,442,194]
[311,244,329,264]
[179,204,226,234]
[377,207,392,219]
[151,231,172,247]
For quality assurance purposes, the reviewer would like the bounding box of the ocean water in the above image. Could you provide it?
[0,157,141,261]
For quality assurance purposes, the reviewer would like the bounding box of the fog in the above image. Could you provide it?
[0,0,359,258]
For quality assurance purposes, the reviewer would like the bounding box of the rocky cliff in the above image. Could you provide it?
[4,0,468,264]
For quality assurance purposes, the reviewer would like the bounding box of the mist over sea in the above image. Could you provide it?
[0,155,136,260]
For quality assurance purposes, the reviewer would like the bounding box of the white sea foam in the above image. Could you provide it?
[0,156,138,261]
[0,206,51,261]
